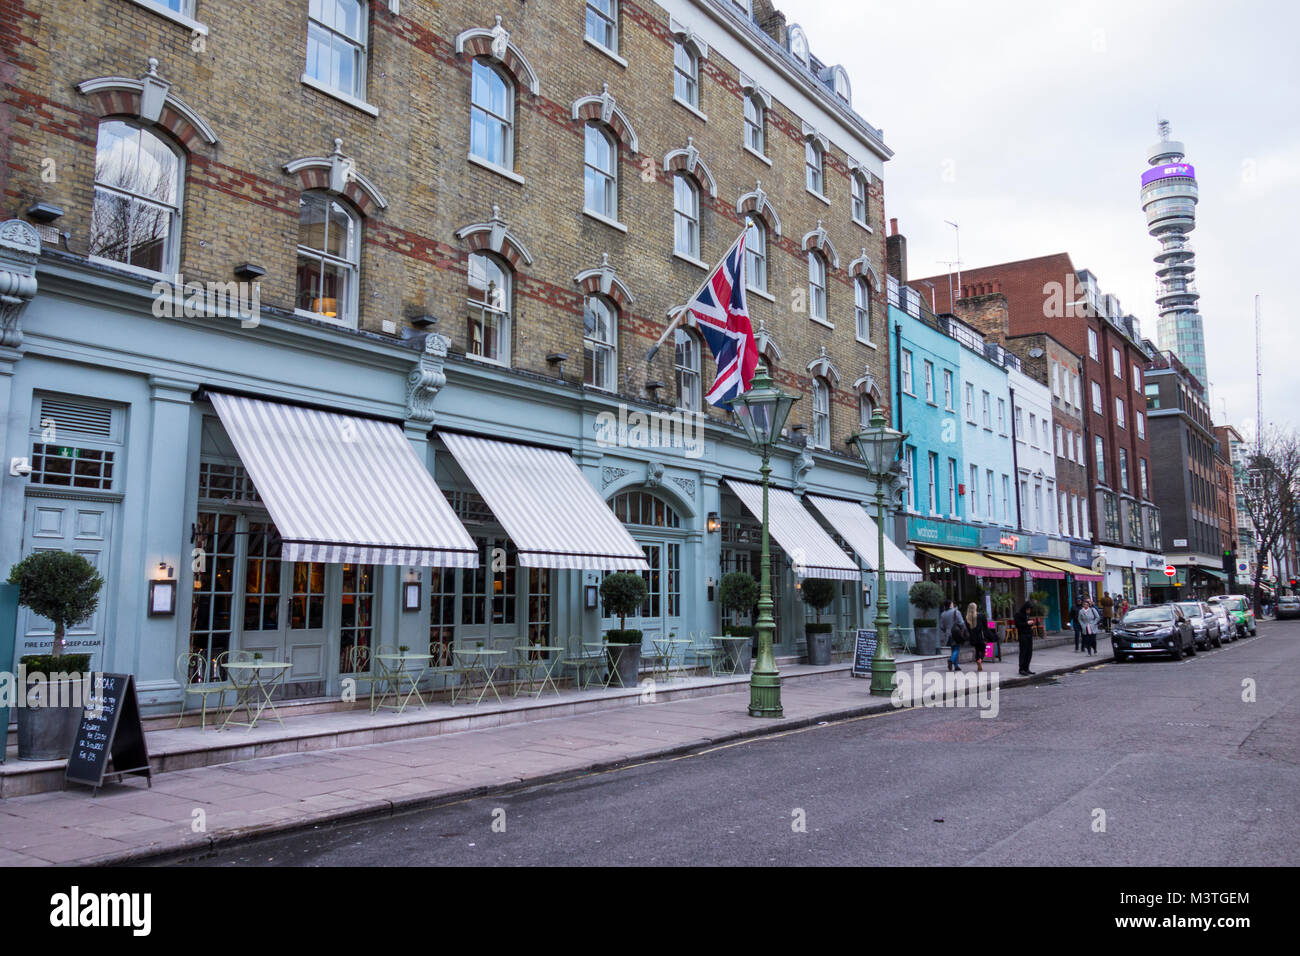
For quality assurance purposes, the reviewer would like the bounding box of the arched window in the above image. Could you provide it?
[584,123,617,220]
[306,0,368,100]
[467,251,511,365]
[808,251,827,322]
[673,174,700,258]
[674,327,702,412]
[295,191,361,327]
[583,295,617,391]
[470,58,513,168]
[673,42,698,108]
[855,276,872,342]
[744,93,764,154]
[611,491,681,528]
[805,139,824,195]
[858,392,875,431]
[852,173,869,225]
[89,119,184,276]
[744,216,767,293]
[812,377,830,449]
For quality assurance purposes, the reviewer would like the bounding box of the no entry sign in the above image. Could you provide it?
[1164,565,1176,577]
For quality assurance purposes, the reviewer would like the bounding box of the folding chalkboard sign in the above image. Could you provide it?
[851,629,879,679]
[65,673,152,793]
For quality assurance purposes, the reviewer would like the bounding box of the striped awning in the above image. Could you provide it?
[985,553,1065,580]
[804,495,922,581]
[207,392,478,567]
[915,546,1022,579]
[1038,558,1103,582]
[439,432,649,571]
[724,480,859,580]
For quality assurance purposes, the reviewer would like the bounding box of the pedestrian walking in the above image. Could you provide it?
[1072,600,1083,652]
[1015,600,1036,675]
[939,600,966,671]
[1100,592,1114,632]
[966,602,988,672]
[1078,598,1101,656]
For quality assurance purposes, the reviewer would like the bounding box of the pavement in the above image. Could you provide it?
[0,634,1138,866]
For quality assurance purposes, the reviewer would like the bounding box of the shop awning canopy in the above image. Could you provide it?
[915,546,1021,579]
[1195,567,1228,582]
[207,392,478,567]
[724,480,860,580]
[1038,558,1104,582]
[985,553,1065,580]
[804,495,922,581]
[439,431,649,571]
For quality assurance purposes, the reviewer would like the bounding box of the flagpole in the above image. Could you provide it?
[644,228,748,362]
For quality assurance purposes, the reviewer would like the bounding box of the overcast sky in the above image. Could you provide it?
[780,0,1298,438]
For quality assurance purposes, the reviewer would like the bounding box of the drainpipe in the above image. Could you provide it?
[1009,385,1023,531]
[894,321,904,433]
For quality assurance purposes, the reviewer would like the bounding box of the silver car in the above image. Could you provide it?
[1276,595,1300,621]
[1176,602,1223,650]
[1207,601,1235,641]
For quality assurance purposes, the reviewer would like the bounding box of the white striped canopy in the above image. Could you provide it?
[805,494,923,581]
[723,479,860,580]
[207,392,478,567]
[439,432,650,571]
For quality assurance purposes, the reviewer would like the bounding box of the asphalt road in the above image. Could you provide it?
[182,621,1300,866]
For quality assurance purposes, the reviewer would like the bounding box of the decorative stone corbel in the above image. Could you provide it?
[646,458,665,489]
[0,219,42,349]
[793,448,816,496]
[406,331,451,423]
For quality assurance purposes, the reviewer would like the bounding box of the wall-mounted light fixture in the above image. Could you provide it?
[707,512,721,534]
[234,263,266,281]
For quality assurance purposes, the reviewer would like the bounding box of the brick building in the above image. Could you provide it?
[0,0,912,710]
[914,254,1163,603]
[1143,350,1223,599]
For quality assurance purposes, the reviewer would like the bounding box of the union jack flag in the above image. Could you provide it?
[688,231,758,407]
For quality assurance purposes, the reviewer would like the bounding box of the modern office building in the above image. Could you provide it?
[1141,121,1207,390]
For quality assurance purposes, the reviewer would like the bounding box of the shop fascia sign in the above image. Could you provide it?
[907,516,979,548]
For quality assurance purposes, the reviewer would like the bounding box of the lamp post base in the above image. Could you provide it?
[748,670,784,718]
[869,656,896,697]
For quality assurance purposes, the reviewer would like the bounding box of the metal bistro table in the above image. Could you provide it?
[586,642,635,689]
[451,648,508,705]
[221,660,291,730]
[711,636,751,676]
[372,652,431,714]
[653,636,693,682]
[511,644,565,698]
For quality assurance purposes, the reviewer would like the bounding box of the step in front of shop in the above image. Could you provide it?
[1,662,856,799]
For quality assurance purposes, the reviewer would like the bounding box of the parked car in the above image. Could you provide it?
[1214,595,1257,638]
[1176,602,1222,650]
[1112,604,1196,661]
[1206,601,1235,641]
[1276,595,1300,620]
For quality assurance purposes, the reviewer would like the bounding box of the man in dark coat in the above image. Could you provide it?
[1015,600,1036,675]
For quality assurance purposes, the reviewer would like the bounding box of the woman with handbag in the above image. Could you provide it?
[965,602,988,672]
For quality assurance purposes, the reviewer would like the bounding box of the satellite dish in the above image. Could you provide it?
[1028,347,1045,358]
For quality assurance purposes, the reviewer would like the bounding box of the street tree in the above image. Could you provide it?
[1239,426,1300,614]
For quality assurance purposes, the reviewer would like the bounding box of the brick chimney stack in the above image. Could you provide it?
[886,218,907,283]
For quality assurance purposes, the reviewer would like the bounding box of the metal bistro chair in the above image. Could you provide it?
[560,638,606,691]
[687,630,723,677]
[339,643,376,707]
[639,627,666,683]
[176,650,235,730]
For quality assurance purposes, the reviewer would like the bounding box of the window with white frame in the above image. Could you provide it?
[470,58,513,168]
[986,468,995,518]
[948,458,957,517]
[744,93,764,154]
[1055,424,1063,456]
[1116,396,1126,427]
[969,465,979,518]
[858,393,874,430]
[1042,418,1049,448]
[306,0,368,100]
[901,350,913,394]
[467,251,511,364]
[1060,491,1069,534]
[745,217,767,293]
[1001,475,1011,521]
[923,361,935,402]
[1071,373,1081,407]
[1075,432,1083,462]
[965,383,974,421]
[1118,447,1129,491]
[1135,411,1145,439]
[1094,434,1106,482]
[673,42,699,108]
[1112,347,1122,379]
[1052,361,1061,397]
[805,139,824,195]
[583,295,617,391]
[295,191,359,327]
[1132,363,1142,390]
[998,398,1006,433]
[1029,413,1037,445]
[928,453,940,514]
[1015,406,1024,437]
[583,123,617,220]
[1088,328,1099,361]
[1139,458,1149,497]
[674,328,701,412]
[982,391,991,428]
[673,174,700,258]
[1091,380,1102,414]
[808,251,827,321]
[585,0,617,51]
[855,277,871,342]
[851,173,868,225]
[89,119,184,276]
[943,370,954,411]
[812,378,830,449]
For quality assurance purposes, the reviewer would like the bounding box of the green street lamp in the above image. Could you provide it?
[852,408,908,697]
[730,363,798,718]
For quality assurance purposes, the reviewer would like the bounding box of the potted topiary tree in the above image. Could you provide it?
[800,578,837,666]
[717,571,759,674]
[908,580,945,655]
[599,572,648,687]
[7,550,102,760]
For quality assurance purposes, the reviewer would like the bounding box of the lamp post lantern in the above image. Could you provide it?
[852,408,908,697]
[729,363,797,718]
